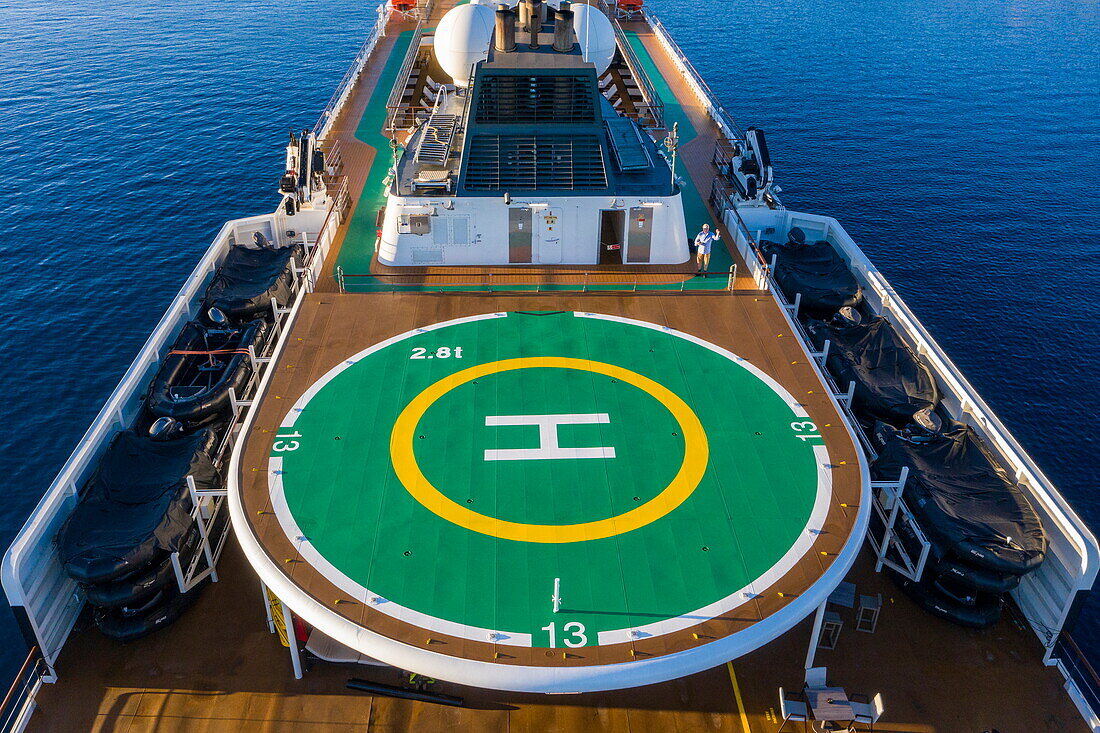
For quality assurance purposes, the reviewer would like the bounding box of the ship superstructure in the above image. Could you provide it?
[1,1,1098,731]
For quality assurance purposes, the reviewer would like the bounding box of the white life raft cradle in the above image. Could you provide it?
[278,129,329,216]
[726,126,774,203]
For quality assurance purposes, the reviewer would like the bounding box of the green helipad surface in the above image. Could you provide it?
[269,311,829,649]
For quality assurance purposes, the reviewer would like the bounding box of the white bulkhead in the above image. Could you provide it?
[378,194,689,266]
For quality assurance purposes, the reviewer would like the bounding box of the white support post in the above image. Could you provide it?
[805,599,827,670]
[837,381,856,410]
[914,537,931,580]
[811,339,831,365]
[283,601,303,679]
[790,292,802,316]
[875,466,910,573]
[170,552,187,593]
[270,298,282,337]
[261,581,275,633]
[228,387,240,416]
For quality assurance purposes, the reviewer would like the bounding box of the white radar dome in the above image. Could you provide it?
[572,4,616,76]
[434,3,496,88]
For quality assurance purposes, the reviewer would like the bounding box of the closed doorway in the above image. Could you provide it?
[627,206,653,263]
[509,208,532,264]
[598,210,626,265]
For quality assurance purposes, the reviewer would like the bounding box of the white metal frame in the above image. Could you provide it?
[728,206,1100,660]
[0,211,330,673]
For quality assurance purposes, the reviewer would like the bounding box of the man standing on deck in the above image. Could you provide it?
[694,223,719,275]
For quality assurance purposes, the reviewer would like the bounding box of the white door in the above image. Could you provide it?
[536,208,562,264]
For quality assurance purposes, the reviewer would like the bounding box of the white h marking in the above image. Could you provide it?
[484,413,616,461]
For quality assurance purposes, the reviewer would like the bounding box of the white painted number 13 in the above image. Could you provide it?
[542,621,587,648]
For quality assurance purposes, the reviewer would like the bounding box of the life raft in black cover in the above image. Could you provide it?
[806,314,939,424]
[890,512,1022,595]
[931,553,1021,594]
[83,526,202,608]
[94,579,209,643]
[147,318,271,425]
[202,242,303,322]
[57,428,221,584]
[759,230,863,316]
[888,569,1002,629]
[873,420,1046,576]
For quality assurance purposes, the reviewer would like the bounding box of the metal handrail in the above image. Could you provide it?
[610,19,665,129]
[0,647,46,732]
[384,22,428,133]
[335,267,742,294]
[642,9,745,142]
[312,3,391,138]
[1055,633,1100,716]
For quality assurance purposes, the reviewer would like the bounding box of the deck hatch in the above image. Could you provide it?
[465,134,608,191]
[605,117,652,172]
[475,75,597,124]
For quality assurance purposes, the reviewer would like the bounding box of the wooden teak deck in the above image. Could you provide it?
[20,4,1092,732]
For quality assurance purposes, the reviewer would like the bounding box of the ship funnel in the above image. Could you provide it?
[553,2,574,52]
[495,4,516,52]
[525,0,542,48]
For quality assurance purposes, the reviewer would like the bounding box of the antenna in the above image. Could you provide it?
[664,121,679,190]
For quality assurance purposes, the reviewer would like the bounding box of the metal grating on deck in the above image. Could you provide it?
[464,134,607,191]
[604,116,653,171]
[415,114,459,165]
[475,75,597,124]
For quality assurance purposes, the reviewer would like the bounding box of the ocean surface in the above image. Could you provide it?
[0,0,1097,682]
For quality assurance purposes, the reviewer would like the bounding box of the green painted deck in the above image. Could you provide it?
[272,312,824,646]
[328,28,736,293]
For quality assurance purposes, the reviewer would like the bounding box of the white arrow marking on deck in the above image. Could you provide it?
[483,413,615,461]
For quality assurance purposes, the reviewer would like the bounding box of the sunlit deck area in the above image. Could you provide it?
[28,539,1085,732]
[13,2,1095,732]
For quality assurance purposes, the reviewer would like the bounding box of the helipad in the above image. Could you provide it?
[233,296,868,692]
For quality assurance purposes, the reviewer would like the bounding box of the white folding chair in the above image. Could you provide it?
[778,686,809,732]
[804,666,827,689]
[850,692,884,730]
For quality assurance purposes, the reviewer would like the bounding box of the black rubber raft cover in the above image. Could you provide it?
[147,318,271,425]
[806,315,939,424]
[873,421,1046,576]
[759,238,863,316]
[887,568,1002,629]
[203,243,303,322]
[58,428,221,584]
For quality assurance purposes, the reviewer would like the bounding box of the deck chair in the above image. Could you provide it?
[778,686,809,732]
[804,666,827,689]
[850,693,884,730]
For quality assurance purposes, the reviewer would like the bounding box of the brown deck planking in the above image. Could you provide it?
[21,7,1092,733]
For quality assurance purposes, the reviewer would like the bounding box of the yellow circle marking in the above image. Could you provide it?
[390,357,709,543]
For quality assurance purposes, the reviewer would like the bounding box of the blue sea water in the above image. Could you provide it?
[0,0,1097,682]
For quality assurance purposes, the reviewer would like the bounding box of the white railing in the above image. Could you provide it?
[0,208,330,673]
[313,2,392,140]
[642,9,743,142]
[729,206,1100,656]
